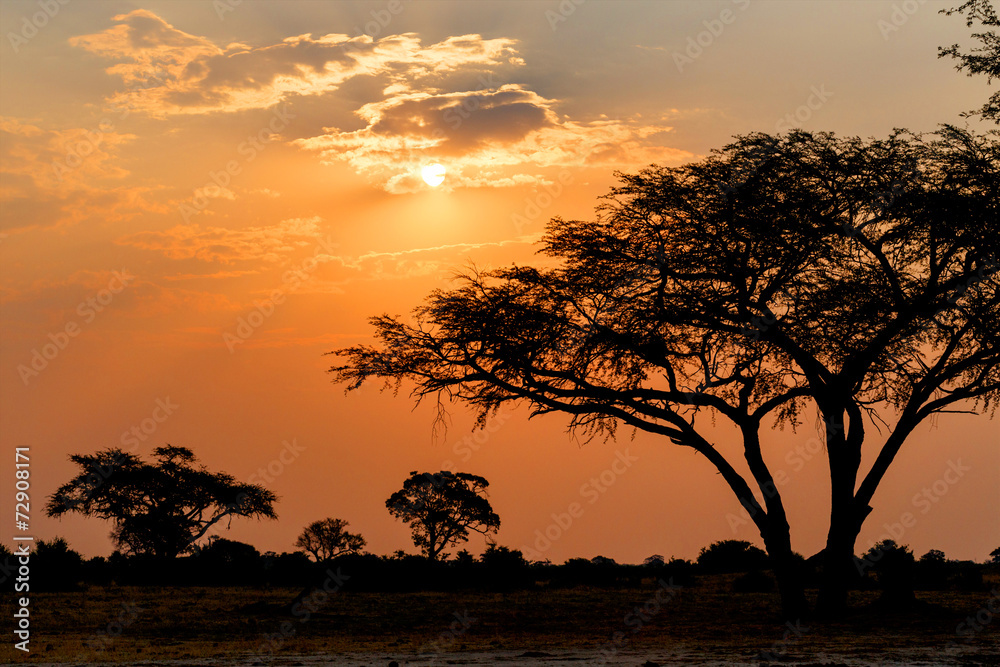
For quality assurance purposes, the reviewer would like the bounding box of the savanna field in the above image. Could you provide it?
[3,571,999,666]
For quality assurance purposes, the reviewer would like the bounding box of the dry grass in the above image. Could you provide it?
[2,577,998,664]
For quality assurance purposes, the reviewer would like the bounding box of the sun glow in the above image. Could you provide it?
[421,163,446,187]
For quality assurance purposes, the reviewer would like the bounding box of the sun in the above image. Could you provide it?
[421,163,446,187]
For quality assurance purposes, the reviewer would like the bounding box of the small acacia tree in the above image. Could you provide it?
[46,445,277,559]
[386,471,500,561]
[294,518,366,561]
[333,127,999,618]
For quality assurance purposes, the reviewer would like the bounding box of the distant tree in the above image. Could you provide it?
[46,445,277,559]
[481,544,529,590]
[919,548,947,565]
[481,544,527,569]
[294,518,366,562]
[940,0,1000,122]
[194,537,263,584]
[386,471,500,561]
[332,127,1000,618]
[643,554,666,567]
[917,548,950,590]
[453,549,476,566]
[195,537,261,565]
[859,540,916,606]
[991,546,1000,563]
[33,537,84,591]
[697,540,769,573]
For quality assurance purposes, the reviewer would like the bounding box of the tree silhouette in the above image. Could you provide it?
[33,537,84,591]
[697,540,769,573]
[859,539,916,607]
[917,548,950,590]
[294,518,366,561]
[333,127,999,618]
[46,445,277,559]
[940,0,1000,122]
[386,471,500,561]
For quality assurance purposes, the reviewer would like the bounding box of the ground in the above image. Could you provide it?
[2,574,998,665]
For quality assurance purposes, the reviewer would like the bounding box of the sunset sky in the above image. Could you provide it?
[1,0,996,565]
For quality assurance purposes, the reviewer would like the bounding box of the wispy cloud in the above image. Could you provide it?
[295,86,691,193]
[115,216,326,264]
[71,10,521,117]
[0,117,166,233]
[70,10,693,193]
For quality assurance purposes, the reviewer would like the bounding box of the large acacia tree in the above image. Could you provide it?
[332,126,998,618]
[47,445,277,559]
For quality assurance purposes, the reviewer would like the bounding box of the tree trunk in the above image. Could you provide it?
[816,512,863,617]
[739,424,810,621]
[762,517,810,621]
[816,432,869,618]
[818,496,852,615]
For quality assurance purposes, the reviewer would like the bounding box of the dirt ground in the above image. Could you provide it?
[3,577,998,665]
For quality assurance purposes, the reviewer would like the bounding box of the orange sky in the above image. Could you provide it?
[1,0,997,564]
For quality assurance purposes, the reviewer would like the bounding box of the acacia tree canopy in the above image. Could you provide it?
[333,127,999,617]
[940,0,1000,122]
[46,445,277,559]
[386,470,500,561]
[294,517,366,561]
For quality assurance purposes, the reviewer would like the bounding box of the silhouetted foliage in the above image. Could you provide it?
[991,546,1000,563]
[916,548,950,590]
[386,470,500,561]
[198,536,260,562]
[33,537,84,591]
[262,551,315,587]
[545,556,646,588]
[332,127,1000,618]
[480,544,530,591]
[661,557,698,588]
[481,544,528,569]
[46,445,277,558]
[193,537,263,584]
[697,540,769,573]
[643,554,666,567]
[12,532,996,596]
[948,559,987,590]
[294,518,366,561]
[559,557,614,587]
[0,544,14,592]
[640,555,698,588]
[940,0,1000,122]
[91,548,312,588]
[81,556,112,586]
[859,540,916,607]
